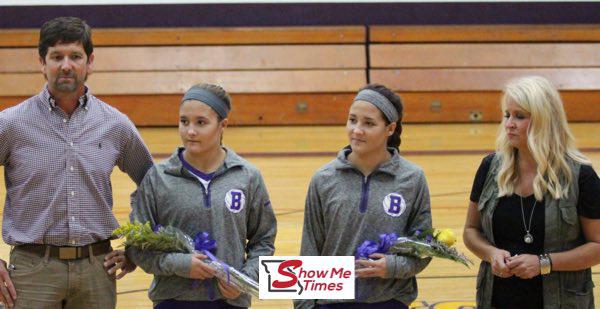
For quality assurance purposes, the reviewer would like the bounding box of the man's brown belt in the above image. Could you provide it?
[15,240,112,260]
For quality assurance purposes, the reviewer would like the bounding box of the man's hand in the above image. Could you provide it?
[0,259,17,308]
[104,250,137,280]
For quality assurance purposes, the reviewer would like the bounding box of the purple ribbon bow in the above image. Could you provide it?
[192,232,231,299]
[355,233,398,260]
[194,232,217,255]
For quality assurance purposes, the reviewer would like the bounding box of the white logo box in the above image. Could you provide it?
[259,256,355,299]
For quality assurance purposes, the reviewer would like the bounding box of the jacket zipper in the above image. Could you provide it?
[201,182,212,209]
[359,175,371,213]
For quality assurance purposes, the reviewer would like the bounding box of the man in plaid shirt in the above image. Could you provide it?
[0,17,153,308]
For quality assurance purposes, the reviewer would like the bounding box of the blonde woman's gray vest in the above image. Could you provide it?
[475,154,594,309]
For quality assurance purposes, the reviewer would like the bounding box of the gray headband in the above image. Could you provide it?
[353,89,398,123]
[181,87,229,119]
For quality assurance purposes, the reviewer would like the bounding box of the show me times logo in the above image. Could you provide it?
[259,256,354,299]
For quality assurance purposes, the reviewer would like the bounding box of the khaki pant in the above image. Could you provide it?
[9,246,116,309]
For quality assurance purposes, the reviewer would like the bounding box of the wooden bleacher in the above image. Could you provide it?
[0,26,366,125]
[0,25,599,125]
[369,25,600,122]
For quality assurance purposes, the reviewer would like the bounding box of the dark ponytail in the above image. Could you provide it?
[358,84,403,150]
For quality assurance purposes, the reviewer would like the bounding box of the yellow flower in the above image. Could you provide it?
[435,228,457,247]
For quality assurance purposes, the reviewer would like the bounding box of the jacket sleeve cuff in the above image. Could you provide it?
[384,254,398,278]
[165,253,192,278]
[385,255,431,279]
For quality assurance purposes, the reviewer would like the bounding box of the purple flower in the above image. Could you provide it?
[152,224,163,233]
[355,233,397,259]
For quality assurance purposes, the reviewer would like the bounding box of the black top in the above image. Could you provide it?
[470,153,600,218]
[470,153,600,309]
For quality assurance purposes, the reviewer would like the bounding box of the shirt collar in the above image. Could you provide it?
[42,84,90,110]
[164,147,245,178]
[333,146,400,176]
[177,148,215,181]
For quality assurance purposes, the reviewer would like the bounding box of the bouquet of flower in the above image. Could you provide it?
[356,229,472,267]
[113,222,259,298]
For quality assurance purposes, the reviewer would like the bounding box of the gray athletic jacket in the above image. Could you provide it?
[127,147,276,308]
[295,148,432,308]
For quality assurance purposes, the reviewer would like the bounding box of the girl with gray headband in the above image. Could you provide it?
[295,84,432,309]
[128,84,277,309]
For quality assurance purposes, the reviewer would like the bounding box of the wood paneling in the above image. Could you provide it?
[0,26,366,47]
[0,69,366,96]
[370,25,600,43]
[0,93,355,126]
[2,25,598,125]
[0,45,366,73]
[3,91,597,125]
[0,48,41,72]
[370,43,600,68]
[368,26,600,124]
[7,25,599,47]
[0,29,39,47]
[371,68,600,91]
[101,93,355,126]
[399,91,600,123]
[227,93,354,125]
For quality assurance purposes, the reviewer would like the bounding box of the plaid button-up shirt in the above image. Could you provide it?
[0,87,153,246]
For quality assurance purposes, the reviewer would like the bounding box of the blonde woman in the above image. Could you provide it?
[463,76,600,309]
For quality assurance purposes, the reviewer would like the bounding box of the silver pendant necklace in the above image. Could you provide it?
[519,196,537,244]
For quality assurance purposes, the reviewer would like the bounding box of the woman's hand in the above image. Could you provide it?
[355,253,388,278]
[217,279,241,299]
[489,248,512,278]
[189,253,217,280]
[506,254,540,279]
[104,249,137,279]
